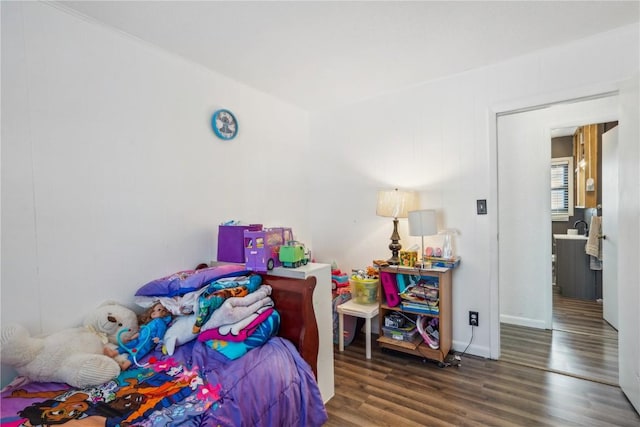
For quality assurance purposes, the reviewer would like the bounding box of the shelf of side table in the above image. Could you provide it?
[377,266,453,364]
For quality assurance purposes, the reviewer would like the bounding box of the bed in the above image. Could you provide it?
[0,269,328,427]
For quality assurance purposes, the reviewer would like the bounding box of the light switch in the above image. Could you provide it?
[477,199,487,215]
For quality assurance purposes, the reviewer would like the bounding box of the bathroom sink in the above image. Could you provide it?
[553,234,588,240]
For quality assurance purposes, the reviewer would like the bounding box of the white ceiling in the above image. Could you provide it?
[56,1,640,112]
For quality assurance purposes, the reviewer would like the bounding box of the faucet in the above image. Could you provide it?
[573,220,589,236]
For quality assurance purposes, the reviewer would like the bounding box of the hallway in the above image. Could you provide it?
[500,288,618,385]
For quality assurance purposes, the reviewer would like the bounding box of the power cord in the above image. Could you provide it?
[458,324,475,359]
[445,324,474,367]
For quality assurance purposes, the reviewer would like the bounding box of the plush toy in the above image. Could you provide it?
[110,301,173,368]
[0,301,139,388]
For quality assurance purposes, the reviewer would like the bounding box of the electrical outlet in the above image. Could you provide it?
[469,311,479,327]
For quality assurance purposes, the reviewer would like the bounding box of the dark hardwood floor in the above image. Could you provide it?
[324,297,638,426]
[500,287,618,386]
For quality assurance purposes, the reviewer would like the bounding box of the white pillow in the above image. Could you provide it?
[163,314,198,355]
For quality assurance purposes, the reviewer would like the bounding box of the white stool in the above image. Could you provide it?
[337,299,379,359]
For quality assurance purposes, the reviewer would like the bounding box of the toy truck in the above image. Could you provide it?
[279,241,310,268]
[243,227,293,272]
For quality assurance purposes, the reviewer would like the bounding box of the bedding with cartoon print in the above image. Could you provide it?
[0,336,327,426]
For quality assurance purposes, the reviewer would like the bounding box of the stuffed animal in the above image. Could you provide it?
[0,301,139,388]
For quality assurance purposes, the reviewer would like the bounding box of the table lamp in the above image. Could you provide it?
[408,209,437,268]
[376,189,418,265]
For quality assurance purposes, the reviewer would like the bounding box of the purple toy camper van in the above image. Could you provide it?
[243,227,293,272]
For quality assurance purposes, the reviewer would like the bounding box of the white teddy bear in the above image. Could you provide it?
[0,301,139,388]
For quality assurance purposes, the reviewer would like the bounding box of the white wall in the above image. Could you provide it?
[309,24,639,361]
[1,2,310,384]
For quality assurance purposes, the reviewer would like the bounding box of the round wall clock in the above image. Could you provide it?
[211,109,238,140]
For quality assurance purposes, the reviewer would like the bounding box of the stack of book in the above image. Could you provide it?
[399,280,439,315]
[425,256,461,269]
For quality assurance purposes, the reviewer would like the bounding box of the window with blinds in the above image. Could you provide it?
[551,157,573,221]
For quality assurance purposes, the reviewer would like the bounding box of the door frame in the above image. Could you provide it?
[488,83,620,360]
[602,127,619,329]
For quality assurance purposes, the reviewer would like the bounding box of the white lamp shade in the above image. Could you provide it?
[376,189,418,218]
[408,209,437,236]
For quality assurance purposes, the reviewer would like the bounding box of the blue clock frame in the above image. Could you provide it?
[211,109,238,140]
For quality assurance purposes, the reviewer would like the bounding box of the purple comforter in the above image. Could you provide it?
[0,337,328,427]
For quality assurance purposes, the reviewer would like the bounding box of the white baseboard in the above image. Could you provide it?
[452,338,491,359]
[500,314,546,329]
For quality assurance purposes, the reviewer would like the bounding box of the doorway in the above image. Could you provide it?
[496,94,620,384]
[551,122,616,310]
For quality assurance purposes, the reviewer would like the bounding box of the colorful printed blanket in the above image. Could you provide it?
[1,338,327,427]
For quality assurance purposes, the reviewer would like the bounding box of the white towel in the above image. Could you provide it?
[585,216,601,258]
[585,215,602,270]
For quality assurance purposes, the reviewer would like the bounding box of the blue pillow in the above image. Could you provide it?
[135,264,250,297]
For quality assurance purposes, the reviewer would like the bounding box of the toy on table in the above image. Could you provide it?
[349,267,379,305]
[331,268,350,293]
[279,240,311,268]
[244,227,293,272]
[114,301,173,369]
[425,247,443,258]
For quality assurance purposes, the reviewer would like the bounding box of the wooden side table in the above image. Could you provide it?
[337,299,379,359]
